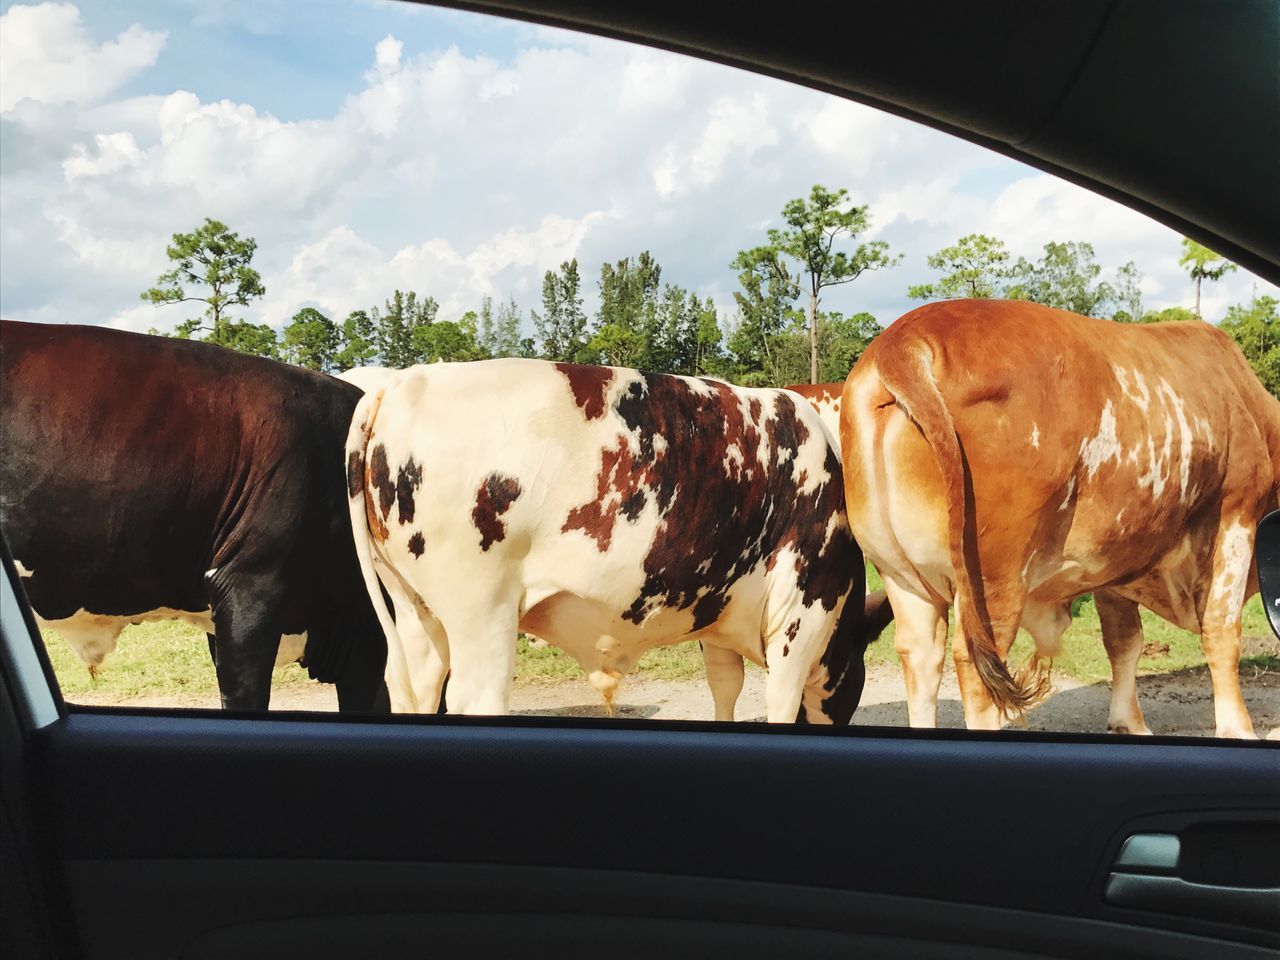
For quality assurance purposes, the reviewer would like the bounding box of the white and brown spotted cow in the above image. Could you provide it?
[784,382,844,454]
[346,358,889,723]
[843,299,1280,738]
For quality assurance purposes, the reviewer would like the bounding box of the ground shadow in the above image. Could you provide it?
[854,656,1279,738]
[512,702,663,720]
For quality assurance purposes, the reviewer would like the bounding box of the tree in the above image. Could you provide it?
[489,296,534,359]
[1118,305,1198,325]
[212,320,279,359]
[334,310,378,371]
[1110,261,1145,322]
[280,307,340,371]
[1006,241,1115,317]
[907,234,1012,300]
[737,185,899,383]
[589,253,663,368]
[1179,238,1237,319]
[753,310,882,386]
[476,297,497,357]
[410,319,486,363]
[816,311,882,381]
[141,218,269,354]
[690,296,725,377]
[532,260,590,363]
[373,290,438,368]
[726,249,800,386]
[1219,296,1279,396]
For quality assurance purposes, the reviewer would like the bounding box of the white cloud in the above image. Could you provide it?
[2,2,1274,341]
[258,211,607,326]
[62,130,143,179]
[0,3,165,113]
[652,94,777,199]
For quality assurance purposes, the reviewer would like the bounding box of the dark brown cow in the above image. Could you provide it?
[0,320,388,712]
[842,300,1280,738]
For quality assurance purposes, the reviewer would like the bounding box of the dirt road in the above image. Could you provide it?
[69,658,1280,739]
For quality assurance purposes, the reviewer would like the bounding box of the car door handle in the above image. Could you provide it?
[1104,831,1280,930]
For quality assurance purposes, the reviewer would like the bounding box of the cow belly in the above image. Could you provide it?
[276,632,308,668]
[38,607,216,667]
[37,606,307,670]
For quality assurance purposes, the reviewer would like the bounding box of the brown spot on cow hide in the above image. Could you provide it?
[347,450,364,499]
[396,457,422,525]
[370,444,395,520]
[408,532,425,557]
[556,363,614,420]
[472,473,523,550]
[559,374,857,635]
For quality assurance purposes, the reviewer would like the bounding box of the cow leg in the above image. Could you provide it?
[332,619,391,715]
[882,575,947,728]
[409,607,450,714]
[764,600,843,724]
[210,581,283,712]
[1201,519,1257,739]
[1094,590,1151,735]
[381,587,423,713]
[206,633,217,668]
[432,596,518,716]
[701,642,745,721]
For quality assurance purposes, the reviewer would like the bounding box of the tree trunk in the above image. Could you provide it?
[808,293,819,385]
[1194,276,1202,320]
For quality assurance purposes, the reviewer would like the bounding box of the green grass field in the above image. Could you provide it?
[43,562,1276,701]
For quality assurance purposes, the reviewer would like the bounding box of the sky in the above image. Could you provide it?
[2,0,1275,339]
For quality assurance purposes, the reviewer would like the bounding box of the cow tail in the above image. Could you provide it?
[344,388,407,700]
[874,344,1046,721]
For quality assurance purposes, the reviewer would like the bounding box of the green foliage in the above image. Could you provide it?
[744,310,881,386]
[588,252,662,367]
[373,290,439,368]
[141,218,271,357]
[532,260,591,363]
[1219,296,1280,396]
[411,318,487,363]
[208,319,279,359]
[280,307,340,371]
[736,185,899,383]
[476,296,497,357]
[908,233,1013,300]
[490,296,535,359]
[1005,241,1116,317]
[1111,261,1144,322]
[334,310,378,371]
[726,248,800,383]
[1179,238,1237,319]
[1116,305,1199,324]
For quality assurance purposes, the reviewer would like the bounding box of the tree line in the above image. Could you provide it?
[142,188,1277,396]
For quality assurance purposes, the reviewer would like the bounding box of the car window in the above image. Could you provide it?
[2,0,1277,740]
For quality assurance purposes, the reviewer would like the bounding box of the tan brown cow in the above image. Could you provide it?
[842,299,1280,739]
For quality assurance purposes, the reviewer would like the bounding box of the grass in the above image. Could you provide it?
[41,563,1274,701]
[44,620,314,700]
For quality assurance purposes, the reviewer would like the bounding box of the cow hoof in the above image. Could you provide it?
[1215,727,1258,740]
[1107,722,1152,736]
